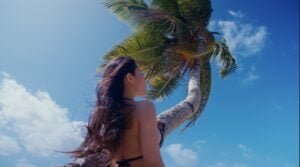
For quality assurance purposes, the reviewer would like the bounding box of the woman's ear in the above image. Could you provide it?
[125,73,134,84]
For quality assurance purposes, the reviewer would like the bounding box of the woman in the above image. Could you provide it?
[65,56,165,167]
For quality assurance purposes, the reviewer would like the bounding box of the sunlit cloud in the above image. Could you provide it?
[15,158,37,167]
[0,72,85,157]
[207,162,248,167]
[165,143,198,167]
[240,65,260,86]
[228,10,245,18]
[237,144,254,159]
[0,135,21,156]
[209,20,267,58]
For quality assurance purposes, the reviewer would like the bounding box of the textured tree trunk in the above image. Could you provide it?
[157,59,211,142]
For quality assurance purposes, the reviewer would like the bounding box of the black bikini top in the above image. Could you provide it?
[115,125,165,167]
[116,155,143,167]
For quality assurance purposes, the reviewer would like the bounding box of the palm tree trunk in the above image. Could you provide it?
[157,59,211,141]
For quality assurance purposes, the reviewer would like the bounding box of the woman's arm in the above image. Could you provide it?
[139,100,165,167]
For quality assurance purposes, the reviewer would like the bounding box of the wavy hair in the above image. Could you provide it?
[63,56,138,166]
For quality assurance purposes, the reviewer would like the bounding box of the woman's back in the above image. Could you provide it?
[112,100,164,167]
[62,56,165,167]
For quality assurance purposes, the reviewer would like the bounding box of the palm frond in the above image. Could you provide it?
[104,32,166,59]
[212,39,238,78]
[151,0,188,24]
[102,0,148,27]
[146,71,182,101]
[97,31,172,77]
[176,0,213,27]
[103,0,190,39]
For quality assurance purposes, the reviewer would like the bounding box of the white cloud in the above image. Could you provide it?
[1,71,11,78]
[208,162,227,167]
[209,20,267,58]
[228,10,245,18]
[237,144,253,159]
[207,162,248,167]
[0,135,21,155]
[15,158,37,167]
[195,139,206,145]
[241,65,259,86]
[208,15,266,86]
[0,73,85,156]
[230,163,248,167]
[165,143,198,167]
[194,139,206,149]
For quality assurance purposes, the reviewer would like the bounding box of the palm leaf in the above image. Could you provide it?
[103,0,192,39]
[97,31,172,77]
[102,0,148,27]
[177,0,213,27]
[212,39,238,78]
[146,70,183,101]
[151,0,188,24]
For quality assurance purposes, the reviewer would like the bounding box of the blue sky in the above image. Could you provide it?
[0,0,298,167]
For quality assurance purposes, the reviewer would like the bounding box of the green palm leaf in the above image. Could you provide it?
[151,0,188,24]
[177,0,213,27]
[212,39,238,78]
[146,71,183,101]
[102,0,148,27]
[103,0,192,39]
[97,31,173,79]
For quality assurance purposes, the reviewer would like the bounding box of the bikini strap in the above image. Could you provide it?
[116,155,143,166]
[158,122,165,148]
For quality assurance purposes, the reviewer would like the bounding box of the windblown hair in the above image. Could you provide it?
[63,56,138,166]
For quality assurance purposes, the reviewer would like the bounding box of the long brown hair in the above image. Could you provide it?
[63,56,138,165]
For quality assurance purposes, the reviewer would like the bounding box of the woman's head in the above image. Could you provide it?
[62,56,146,165]
[101,56,147,99]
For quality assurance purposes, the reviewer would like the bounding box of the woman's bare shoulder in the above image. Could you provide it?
[134,100,156,119]
[135,100,155,110]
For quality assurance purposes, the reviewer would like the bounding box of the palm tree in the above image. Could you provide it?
[100,0,238,138]
[56,0,238,166]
